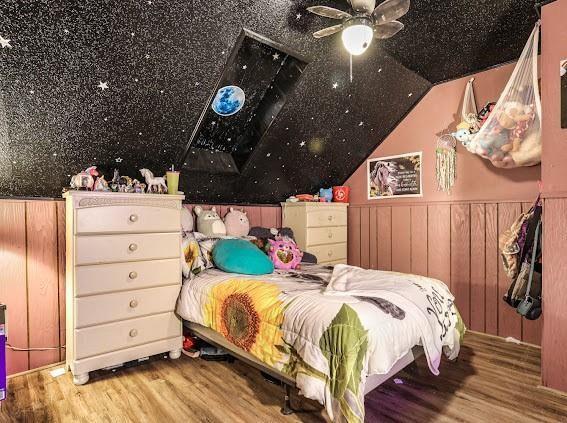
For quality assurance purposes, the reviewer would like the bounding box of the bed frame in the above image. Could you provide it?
[184,321,424,415]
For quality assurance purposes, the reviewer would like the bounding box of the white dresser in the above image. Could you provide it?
[281,202,348,265]
[64,191,184,385]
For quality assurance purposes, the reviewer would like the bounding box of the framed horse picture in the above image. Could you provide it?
[367,152,422,200]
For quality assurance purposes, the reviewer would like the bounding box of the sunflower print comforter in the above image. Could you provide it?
[176,263,464,423]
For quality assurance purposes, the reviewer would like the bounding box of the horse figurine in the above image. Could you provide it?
[139,168,167,194]
[70,166,99,190]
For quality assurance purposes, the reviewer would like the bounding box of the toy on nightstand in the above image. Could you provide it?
[140,168,167,194]
[319,188,333,202]
[70,166,99,190]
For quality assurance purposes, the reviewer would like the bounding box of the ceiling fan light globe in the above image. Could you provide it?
[341,23,373,55]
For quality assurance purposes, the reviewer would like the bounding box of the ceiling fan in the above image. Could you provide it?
[307,0,410,55]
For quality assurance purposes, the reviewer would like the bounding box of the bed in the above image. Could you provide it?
[176,263,464,423]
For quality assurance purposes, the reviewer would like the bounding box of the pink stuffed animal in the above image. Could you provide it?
[223,207,250,237]
[268,236,303,270]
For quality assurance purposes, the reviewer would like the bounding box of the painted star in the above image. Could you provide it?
[345,109,349,114]
[115,157,123,163]
[272,52,280,61]
[145,54,150,59]
[299,141,306,147]
[378,68,382,73]
[359,121,364,126]
[242,65,247,70]
[0,36,12,49]
[332,82,338,89]
[64,29,69,34]
[97,81,109,91]
[408,92,413,97]
[266,153,271,157]
[296,13,301,20]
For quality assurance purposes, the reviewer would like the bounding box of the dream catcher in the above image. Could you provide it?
[436,134,457,193]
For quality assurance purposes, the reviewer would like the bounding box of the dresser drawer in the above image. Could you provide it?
[306,208,347,228]
[75,312,181,359]
[75,258,181,296]
[307,243,347,263]
[76,233,181,265]
[306,226,347,246]
[76,205,180,234]
[75,285,181,328]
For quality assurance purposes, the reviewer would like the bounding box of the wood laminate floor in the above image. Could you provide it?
[1,332,566,422]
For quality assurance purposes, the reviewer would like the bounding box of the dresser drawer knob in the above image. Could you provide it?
[128,243,138,252]
[328,232,333,238]
[129,299,138,308]
[328,250,333,257]
[129,214,139,223]
[129,329,138,338]
[328,215,333,221]
[129,271,138,279]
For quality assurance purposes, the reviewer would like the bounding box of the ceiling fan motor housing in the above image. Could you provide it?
[349,0,377,14]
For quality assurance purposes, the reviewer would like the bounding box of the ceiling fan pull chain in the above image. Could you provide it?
[350,53,353,82]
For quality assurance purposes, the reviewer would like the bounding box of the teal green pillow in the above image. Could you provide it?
[212,239,274,275]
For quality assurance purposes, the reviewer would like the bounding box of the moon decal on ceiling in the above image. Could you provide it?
[211,85,246,116]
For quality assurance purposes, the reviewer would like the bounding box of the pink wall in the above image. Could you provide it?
[541,0,567,197]
[541,0,567,394]
[345,63,541,205]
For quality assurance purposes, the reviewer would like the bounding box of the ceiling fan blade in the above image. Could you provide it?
[373,0,410,24]
[313,24,344,38]
[306,6,352,20]
[374,20,404,39]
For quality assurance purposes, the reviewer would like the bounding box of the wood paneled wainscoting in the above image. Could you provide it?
[347,201,542,345]
[0,199,281,376]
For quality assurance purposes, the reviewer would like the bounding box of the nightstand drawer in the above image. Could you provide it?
[75,258,181,296]
[307,243,347,263]
[75,312,181,359]
[76,233,181,265]
[75,285,181,328]
[76,205,181,234]
[306,208,347,227]
[306,226,347,246]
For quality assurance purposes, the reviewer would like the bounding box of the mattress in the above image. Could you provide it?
[176,263,463,423]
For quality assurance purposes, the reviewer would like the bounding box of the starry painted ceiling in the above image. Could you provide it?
[0,0,541,202]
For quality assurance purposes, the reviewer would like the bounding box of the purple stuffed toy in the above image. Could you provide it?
[268,236,303,270]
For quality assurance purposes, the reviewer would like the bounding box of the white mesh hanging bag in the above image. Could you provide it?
[455,21,541,168]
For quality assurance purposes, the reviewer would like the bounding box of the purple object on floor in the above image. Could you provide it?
[0,304,6,401]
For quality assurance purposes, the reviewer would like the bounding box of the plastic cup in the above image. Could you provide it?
[166,171,180,195]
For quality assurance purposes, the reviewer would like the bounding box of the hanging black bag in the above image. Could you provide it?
[516,219,542,320]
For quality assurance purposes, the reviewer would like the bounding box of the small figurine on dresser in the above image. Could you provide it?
[319,187,333,202]
[70,166,99,190]
[140,168,167,194]
[93,175,110,192]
